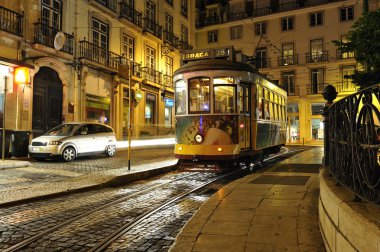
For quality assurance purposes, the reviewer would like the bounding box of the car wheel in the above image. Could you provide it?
[62,146,76,162]
[105,145,116,157]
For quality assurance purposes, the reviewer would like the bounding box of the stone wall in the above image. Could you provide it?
[319,169,380,251]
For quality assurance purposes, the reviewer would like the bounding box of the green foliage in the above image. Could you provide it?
[333,9,380,88]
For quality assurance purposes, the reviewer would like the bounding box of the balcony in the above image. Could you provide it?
[255,58,271,69]
[163,74,173,88]
[120,3,142,28]
[278,55,299,66]
[0,5,23,37]
[307,82,327,95]
[336,49,355,60]
[285,85,300,96]
[93,0,117,12]
[335,81,358,93]
[142,67,162,84]
[177,40,193,51]
[196,15,221,27]
[78,40,122,71]
[163,30,179,49]
[227,11,247,22]
[143,18,162,39]
[119,58,142,78]
[34,22,74,55]
[197,0,347,27]
[306,51,329,63]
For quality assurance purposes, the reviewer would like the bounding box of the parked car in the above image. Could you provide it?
[28,122,117,162]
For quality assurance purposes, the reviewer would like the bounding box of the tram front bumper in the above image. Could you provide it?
[174,144,240,160]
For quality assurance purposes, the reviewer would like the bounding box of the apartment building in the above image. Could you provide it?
[0,0,193,139]
[194,0,378,144]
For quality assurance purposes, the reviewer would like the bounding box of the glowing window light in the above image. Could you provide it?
[14,67,30,85]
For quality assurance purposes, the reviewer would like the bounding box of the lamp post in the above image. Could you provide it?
[2,75,7,161]
[128,64,132,170]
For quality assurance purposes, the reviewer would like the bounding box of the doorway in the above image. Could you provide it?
[32,67,63,137]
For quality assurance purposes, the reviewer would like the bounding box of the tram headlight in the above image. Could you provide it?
[194,134,203,143]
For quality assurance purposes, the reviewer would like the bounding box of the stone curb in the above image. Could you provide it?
[0,161,31,170]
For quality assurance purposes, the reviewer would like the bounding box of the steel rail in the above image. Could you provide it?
[89,147,305,251]
[88,169,241,252]
[3,173,198,252]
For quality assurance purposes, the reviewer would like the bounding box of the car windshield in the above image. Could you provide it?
[45,124,80,136]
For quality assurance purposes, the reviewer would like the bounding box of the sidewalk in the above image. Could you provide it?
[170,147,325,252]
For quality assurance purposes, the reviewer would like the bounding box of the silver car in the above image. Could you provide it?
[28,122,117,162]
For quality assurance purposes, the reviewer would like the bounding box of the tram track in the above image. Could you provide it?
[2,172,201,252]
[2,146,307,251]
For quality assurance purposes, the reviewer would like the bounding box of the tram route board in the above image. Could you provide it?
[182,47,233,62]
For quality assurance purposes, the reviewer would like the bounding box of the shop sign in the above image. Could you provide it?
[135,89,143,102]
[146,93,156,101]
[86,94,110,110]
[164,98,174,107]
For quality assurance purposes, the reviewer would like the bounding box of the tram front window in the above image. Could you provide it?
[189,77,210,113]
[214,86,235,113]
[175,80,186,115]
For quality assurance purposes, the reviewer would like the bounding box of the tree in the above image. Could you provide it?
[333,9,380,88]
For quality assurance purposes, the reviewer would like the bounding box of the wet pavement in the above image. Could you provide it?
[0,145,326,251]
[0,147,177,206]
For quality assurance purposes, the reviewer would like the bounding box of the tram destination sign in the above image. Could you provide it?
[182,48,232,62]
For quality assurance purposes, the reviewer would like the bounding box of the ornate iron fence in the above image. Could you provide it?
[327,84,380,204]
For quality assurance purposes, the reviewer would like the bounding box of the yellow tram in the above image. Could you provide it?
[174,47,287,170]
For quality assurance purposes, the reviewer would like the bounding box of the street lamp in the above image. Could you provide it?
[0,65,10,161]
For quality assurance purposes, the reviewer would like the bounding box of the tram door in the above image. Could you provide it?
[239,84,251,149]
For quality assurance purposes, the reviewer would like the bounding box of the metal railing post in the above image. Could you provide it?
[322,85,337,167]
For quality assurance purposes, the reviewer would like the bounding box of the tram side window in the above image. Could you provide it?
[214,85,235,113]
[256,87,264,119]
[175,80,186,115]
[189,77,210,113]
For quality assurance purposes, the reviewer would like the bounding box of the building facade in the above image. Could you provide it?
[194,0,379,144]
[0,0,193,140]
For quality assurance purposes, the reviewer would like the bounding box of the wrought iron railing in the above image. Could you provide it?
[143,18,162,39]
[286,84,300,96]
[177,40,192,51]
[120,3,142,28]
[163,74,173,88]
[0,5,23,36]
[94,0,117,12]
[327,84,380,204]
[78,40,121,70]
[336,49,355,60]
[277,55,299,66]
[141,67,162,84]
[227,11,247,21]
[306,51,329,63]
[307,82,327,95]
[34,22,74,54]
[335,81,358,93]
[196,0,347,27]
[119,58,142,78]
[163,30,179,48]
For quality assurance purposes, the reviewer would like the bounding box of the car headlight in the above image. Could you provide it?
[49,141,62,145]
[194,133,203,143]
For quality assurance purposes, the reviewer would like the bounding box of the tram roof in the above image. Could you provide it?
[174,59,257,75]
